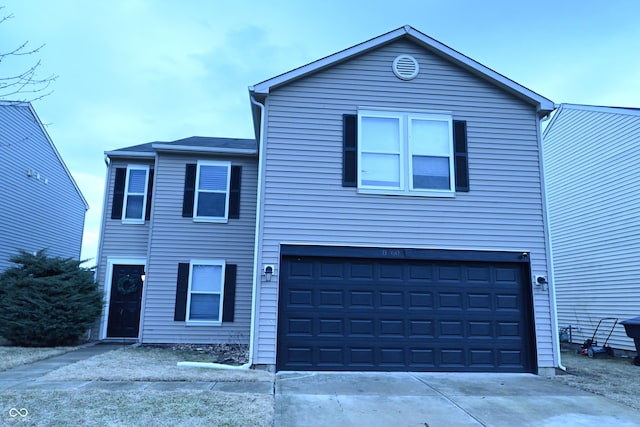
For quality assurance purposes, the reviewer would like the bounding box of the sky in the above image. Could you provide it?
[2,1,639,264]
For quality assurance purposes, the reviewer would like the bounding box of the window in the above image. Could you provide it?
[358,110,455,196]
[186,260,225,323]
[122,166,149,223]
[194,161,231,221]
[111,166,154,222]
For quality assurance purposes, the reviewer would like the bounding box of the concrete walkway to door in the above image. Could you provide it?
[275,371,640,427]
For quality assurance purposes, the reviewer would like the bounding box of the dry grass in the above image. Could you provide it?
[550,348,640,410]
[40,347,273,382]
[0,389,274,426]
[0,346,77,371]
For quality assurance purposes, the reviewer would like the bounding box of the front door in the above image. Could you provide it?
[106,264,144,338]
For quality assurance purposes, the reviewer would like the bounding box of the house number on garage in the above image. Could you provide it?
[381,249,402,257]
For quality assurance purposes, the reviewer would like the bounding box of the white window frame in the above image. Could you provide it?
[122,165,149,224]
[357,109,455,197]
[193,160,231,222]
[186,259,225,325]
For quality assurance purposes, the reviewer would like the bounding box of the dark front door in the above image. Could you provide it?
[107,264,144,338]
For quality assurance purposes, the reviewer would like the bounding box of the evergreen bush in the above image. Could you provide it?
[0,250,103,347]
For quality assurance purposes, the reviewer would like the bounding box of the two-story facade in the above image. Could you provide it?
[97,26,560,374]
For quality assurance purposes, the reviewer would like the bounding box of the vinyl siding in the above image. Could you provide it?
[95,158,154,339]
[254,39,554,367]
[0,104,86,272]
[544,106,640,351]
[141,153,257,344]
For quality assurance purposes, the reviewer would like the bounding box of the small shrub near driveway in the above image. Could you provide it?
[0,250,102,347]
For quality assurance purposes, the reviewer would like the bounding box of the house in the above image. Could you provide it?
[543,103,640,352]
[0,101,88,271]
[97,26,561,374]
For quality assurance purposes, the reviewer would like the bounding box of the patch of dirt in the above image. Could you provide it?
[550,346,640,410]
[142,343,249,365]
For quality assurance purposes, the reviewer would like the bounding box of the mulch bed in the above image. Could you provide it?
[142,343,249,365]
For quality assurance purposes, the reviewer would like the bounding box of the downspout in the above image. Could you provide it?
[178,94,266,371]
[92,154,111,340]
[538,108,566,372]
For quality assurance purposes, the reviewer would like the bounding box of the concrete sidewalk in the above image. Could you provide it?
[276,372,640,427]
[0,343,272,394]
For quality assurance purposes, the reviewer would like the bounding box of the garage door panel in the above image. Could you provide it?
[277,255,535,372]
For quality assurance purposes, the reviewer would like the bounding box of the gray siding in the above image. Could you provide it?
[141,153,257,344]
[94,158,155,338]
[544,105,640,351]
[0,104,86,272]
[255,40,555,367]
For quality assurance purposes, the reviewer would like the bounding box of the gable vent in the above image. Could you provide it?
[392,55,419,80]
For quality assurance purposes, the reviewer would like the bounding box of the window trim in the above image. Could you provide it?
[357,109,455,197]
[193,160,231,222]
[185,259,226,325]
[121,165,150,224]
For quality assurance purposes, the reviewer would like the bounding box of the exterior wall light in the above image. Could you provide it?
[264,265,274,282]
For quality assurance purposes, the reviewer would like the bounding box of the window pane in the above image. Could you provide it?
[361,153,400,187]
[125,195,144,219]
[199,165,228,191]
[412,156,450,190]
[361,116,400,152]
[128,169,147,193]
[189,294,220,321]
[191,265,222,292]
[197,192,226,217]
[411,119,450,156]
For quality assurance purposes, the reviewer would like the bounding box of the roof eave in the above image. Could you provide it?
[105,150,156,159]
[151,143,257,156]
[250,25,555,116]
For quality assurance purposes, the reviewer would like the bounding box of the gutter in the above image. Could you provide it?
[177,95,266,371]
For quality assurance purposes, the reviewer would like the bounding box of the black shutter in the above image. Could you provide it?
[182,163,197,217]
[111,168,126,219]
[222,264,237,322]
[453,120,469,192]
[145,169,154,221]
[174,263,189,321]
[229,166,241,219]
[343,114,357,187]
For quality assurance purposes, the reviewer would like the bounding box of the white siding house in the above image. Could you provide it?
[543,103,640,351]
[0,101,88,271]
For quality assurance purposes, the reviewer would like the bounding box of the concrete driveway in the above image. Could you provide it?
[275,372,640,426]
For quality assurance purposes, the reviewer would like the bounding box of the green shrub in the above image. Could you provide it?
[0,250,103,347]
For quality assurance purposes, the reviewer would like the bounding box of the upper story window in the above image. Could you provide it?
[358,110,455,196]
[194,161,231,221]
[123,166,150,222]
[182,161,242,222]
[111,165,153,223]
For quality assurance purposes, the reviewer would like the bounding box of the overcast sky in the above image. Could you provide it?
[3,1,639,263]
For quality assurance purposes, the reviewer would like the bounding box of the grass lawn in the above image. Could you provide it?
[0,389,273,426]
[0,345,275,426]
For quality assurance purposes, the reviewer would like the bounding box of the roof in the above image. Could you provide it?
[249,25,555,119]
[543,103,640,138]
[0,101,89,210]
[106,136,257,158]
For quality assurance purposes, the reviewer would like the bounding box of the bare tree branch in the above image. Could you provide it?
[0,6,58,102]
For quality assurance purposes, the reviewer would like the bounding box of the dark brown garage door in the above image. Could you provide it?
[277,247,536,372]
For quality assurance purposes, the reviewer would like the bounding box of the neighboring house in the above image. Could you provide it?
[543,103,640,352]
[97,26,561,374]
[0,101,88,271]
